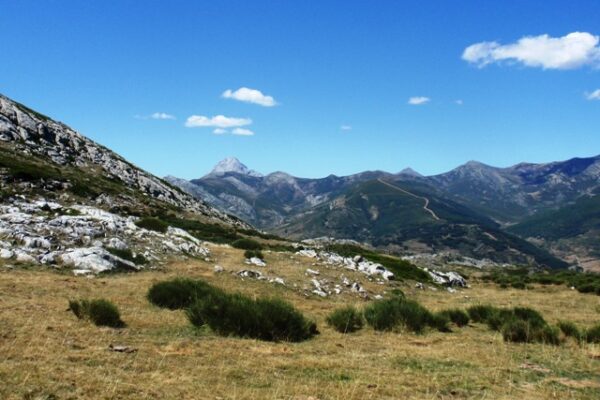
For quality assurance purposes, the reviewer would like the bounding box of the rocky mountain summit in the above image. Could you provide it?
[207,156,263,177]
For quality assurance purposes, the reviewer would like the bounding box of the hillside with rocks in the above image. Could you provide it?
[0,94,252,274]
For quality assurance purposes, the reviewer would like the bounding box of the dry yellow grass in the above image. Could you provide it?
[1,245,599,399]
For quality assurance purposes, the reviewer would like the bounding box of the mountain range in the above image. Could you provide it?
[167,154,600,269]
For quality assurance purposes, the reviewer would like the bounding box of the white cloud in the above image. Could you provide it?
[213,128,227,135]
[340,125,352,131]
[586,89,600,100]
[231,128,254,136]
[408,96,430,105]
[462,32,600,69]
[185,115,252,128]
[150,112,175,120]
[135,112,176,120]
[222,87,277,107]
[455,99,464,105]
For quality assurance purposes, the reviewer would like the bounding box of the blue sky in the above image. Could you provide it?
[1,1,599,179]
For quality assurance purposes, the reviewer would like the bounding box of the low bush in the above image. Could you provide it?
[187,291,316,342]
[467,305,498,323]
[232,238,263,251]
[363,297,442,334]
[430,312,451,332]
[244,249,264,260]
[558,321,582,340]
[469,304,559,345]
[585,324,600,343]
[68,298,125,328]
[326,306,364,333]
[136,217,168,233]
[147,278,220,310]
[440,309,470,327]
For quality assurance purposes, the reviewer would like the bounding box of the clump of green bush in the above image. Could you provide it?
[467,304,498,323]
[147,278,221,310]
[558,321,582,341]
[439,308,470,327]
[244,249,264,260]
[363,297,445,334]
[69,298,125,328]
[135,217,169,233]
[232,238,263,251]
[468,304,560,345]
[326,306,364,333]
[186,291,316,342]
[585,324,600,343]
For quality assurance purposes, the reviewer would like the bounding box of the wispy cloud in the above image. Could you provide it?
[462,32,600,69]
[586,89,600,100]
[135,112,176,120]
[185,115,252,128]
[222,87,277,107]
[455,99,464,105]
[213,128,227,135]
[408,96,430,105]
[340,125,352,131]
[232,128,254,136]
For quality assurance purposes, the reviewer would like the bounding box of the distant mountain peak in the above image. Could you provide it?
[398,167,423,177]
[208,157,263,177]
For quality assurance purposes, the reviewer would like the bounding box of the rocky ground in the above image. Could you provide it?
[0,196,210,275]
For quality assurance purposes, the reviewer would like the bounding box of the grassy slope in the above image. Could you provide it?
[508,195,600,241]
[1,246,599,399]
[279,180,568,268]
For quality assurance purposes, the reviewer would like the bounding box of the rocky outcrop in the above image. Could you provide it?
[0,94,243,226]
[0,196,210,275]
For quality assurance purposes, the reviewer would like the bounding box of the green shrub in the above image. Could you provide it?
[135,217,168,233]
[232,238,263,251]
[363,298,440,334]
[363,298,404,331]
[501,318,530,343]
[430,312,451,332]
[585,324,600,343]
[485,309,514,331]
[467,305,498,323]
[255,298,316,342]
[244,249,264,260]
[187,291,316,342]
[440,309,470,327]
[147,278,220,310]
[558,321,582,340]
[326,306,364,333]
[69,299,124,328]
[68,299,84,319]
[532,325,561,345]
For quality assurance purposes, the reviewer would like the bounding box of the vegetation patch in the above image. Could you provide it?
[439,308,470,327]
[363,297,446,333]
[187,290,316,342]
[147,278,221,310]
[326,306,364,333]
[68,298,125,328]
[135,217,169,233]
[468,304,560,345]
[244,249,264,260]
[232,238,263,251]
[483,267,600,296]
